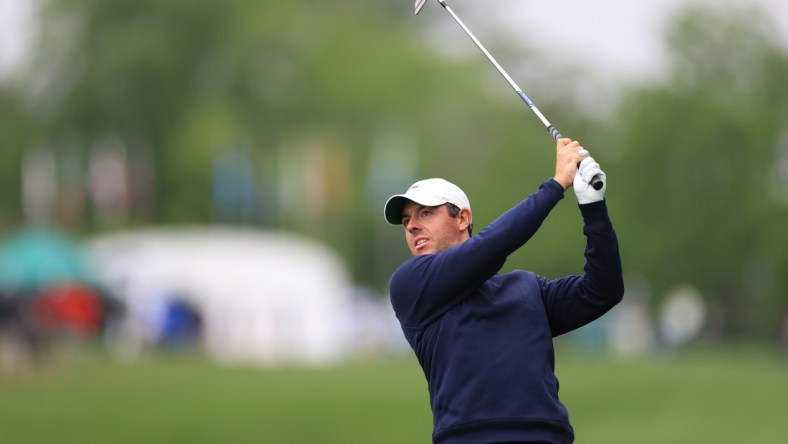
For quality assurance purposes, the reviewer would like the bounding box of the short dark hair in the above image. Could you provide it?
[445,203,473,237]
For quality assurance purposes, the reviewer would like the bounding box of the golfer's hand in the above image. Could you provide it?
[574,157,607,204]
[553,138,585,190]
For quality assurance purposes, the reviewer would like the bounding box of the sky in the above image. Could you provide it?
[0,0,33,80]
[1,0,787,82]
[498,0,788,81]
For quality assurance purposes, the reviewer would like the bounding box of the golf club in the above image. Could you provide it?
[415,0,604,190]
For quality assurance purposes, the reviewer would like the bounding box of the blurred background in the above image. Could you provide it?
[0,0,787,443]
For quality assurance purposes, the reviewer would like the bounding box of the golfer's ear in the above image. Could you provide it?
[458,208,472,232]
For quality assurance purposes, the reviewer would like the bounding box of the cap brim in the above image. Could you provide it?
[384,195,407,225]
[384,193,448,225]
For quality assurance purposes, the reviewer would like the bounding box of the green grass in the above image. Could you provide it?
[557,347,788,444]
[0,347,786,443]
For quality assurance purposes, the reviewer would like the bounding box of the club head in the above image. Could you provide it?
[414,0,428,15]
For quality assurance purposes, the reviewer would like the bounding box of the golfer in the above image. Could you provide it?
[384,138,624,443]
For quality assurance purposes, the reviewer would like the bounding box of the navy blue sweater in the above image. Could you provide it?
[388,179,624,444]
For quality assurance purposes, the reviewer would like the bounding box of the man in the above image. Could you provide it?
[383,139,624,444]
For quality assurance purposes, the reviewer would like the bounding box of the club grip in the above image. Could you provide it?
[590,174,604,190]
[547,126,604,190]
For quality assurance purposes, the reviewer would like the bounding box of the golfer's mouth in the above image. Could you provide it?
[414,238,430,250]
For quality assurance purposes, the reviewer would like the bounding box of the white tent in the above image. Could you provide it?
[88,227,356,367]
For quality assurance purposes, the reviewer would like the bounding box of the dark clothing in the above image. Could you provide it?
[389,179,624,444]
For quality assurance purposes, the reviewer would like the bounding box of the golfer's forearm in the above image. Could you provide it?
[461,179,564,260]
[580,201,624,299]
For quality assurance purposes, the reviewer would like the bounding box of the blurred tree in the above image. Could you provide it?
[607,6,788,339]
[2,0,560,289]
[0,89,29,230]
[9,0,785,346]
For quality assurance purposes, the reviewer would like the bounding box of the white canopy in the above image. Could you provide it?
[88,227,355,366]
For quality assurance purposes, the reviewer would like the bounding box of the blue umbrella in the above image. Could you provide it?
[0,227,99,293]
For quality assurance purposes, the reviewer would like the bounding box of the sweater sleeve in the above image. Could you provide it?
[540,199,625,337]
[390,179,565,330]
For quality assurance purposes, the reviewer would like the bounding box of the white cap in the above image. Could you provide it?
[384,178,471,225]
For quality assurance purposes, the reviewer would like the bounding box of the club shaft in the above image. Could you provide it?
[439,1,560,139]
[436,0,603,190]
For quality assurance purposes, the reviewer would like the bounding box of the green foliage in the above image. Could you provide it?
[2,1,788,337]
[0,89,29,227]
[607,6,788,338]
[2,0,558,287]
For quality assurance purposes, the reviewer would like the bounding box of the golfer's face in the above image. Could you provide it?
[401,202,465,256]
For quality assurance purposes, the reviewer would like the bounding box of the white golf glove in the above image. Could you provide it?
[573,156,607,204]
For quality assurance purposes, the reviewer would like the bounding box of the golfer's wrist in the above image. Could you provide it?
[546,177,567,193]
[551,176,571,191]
